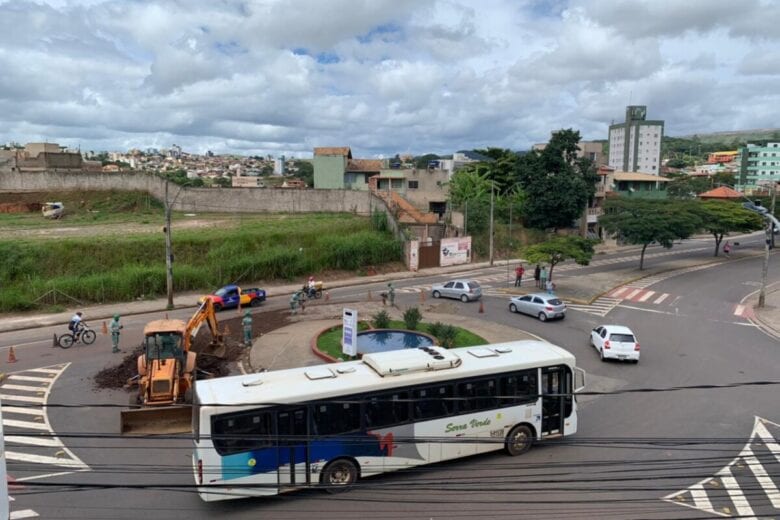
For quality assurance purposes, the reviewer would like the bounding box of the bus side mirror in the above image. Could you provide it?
[573,367,586,394]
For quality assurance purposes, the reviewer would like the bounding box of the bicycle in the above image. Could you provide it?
[58,322,97,349]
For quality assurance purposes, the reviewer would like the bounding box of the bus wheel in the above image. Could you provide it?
[322,459,358,494]
[505,424,533,456]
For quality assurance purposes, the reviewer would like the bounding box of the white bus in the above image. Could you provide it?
[192,340,585,501]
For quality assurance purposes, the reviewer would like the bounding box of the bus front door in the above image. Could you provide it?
[277,408,310,488]
[541,366,570,438]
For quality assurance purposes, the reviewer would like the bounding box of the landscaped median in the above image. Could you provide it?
[312,318,488,363]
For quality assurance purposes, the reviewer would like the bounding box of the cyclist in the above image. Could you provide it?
[68,312,84,338]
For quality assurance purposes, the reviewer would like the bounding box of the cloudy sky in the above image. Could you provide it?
[0,0,778,157]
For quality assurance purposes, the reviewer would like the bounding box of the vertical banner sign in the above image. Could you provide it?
[342,308,358,357]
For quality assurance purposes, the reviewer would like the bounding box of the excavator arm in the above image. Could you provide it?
[185,299,225,357]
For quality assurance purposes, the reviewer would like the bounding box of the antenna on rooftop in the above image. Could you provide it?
[628,90,633,106]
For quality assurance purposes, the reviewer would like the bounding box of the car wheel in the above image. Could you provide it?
[509,303,518,313]
[632,359,639,364]
[460,294,469,303]
[589,336,594,347]
[432,290,441,299]
[213,303,222,312]
[322,459,358,494]
[538,312,547,322]
[505,424,533,456]
[250,298,262,307]
[599,348,605,361]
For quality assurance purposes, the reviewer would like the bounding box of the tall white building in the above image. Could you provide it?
[608,106,664,174]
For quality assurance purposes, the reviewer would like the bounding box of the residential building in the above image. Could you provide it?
[531,140,608,165]
[606,170,670,198]
[608,105,664,174]
[698,186,744,201]
[736,142,780,189]
[313,147,352,189]
[707,151,738,164]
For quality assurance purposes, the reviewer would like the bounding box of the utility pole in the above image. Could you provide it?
[771,184,777,249]
[464,200,468,236]
[758,186,777,308]
[164,179,174,310]
[489,183,495,266]
[0,398,9,520]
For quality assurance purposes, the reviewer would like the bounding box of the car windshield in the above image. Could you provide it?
[610,333,635,342]
[548,298,563,305]
[214,287,229,297]
[468,282,481,289]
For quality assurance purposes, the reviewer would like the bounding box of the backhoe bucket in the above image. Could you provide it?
[202,339,226,359]
[120,405,192,435]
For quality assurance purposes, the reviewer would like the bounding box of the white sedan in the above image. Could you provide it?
[590,325,640,363]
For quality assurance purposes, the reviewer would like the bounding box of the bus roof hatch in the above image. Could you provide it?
[363,347,461,377]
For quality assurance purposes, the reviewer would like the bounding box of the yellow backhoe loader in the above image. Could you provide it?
[120,299,224,435]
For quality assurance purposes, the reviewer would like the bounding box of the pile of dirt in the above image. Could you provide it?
[93,307,291,390]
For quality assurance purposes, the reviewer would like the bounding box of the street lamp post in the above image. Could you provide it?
[742,186,779,308]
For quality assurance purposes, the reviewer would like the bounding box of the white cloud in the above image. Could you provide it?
[0,0,777,156]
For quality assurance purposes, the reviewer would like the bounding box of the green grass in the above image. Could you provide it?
[0,213,402,312]
[316,320,487,360]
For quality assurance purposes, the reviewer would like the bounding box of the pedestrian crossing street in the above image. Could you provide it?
[664,417,780,518]
[1,363,89,482]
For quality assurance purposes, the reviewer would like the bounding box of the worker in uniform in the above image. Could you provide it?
[242,310,253,347]
[290,291,300,315]
[388,282,395,307]
[109,314,123,353]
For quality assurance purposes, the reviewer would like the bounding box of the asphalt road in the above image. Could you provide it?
[2,238,779,519]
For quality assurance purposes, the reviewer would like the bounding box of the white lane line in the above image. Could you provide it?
[1,385,47,393]
[10,510,39,519]
[0,394,44,404]
[689,484,715,515]
[5,451,87,468]
[5,435,63,448]
[8,375,54,383]
[638,290,655,302]
[734,304,745,317]
[3,419,50,430]
[1,406,44,416]
[718,469,754,518]
[625,288,642,300]
[654,293,669,304]
[610,287,629,298]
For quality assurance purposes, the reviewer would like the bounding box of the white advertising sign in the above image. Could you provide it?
[409,240,419,272]
[440,237,471,266]
[342,308,358,357]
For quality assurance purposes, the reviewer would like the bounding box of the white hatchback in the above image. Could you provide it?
[590,325,640,363]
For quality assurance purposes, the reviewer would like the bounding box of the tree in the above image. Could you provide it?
[295,161,314,186]
[712,171,735,187]
[667,176,711,199]
[447,168,493,207]
[520,235,596,280]
[517,129,593,230]
[599,199,702,269]
[695,200,763,256]
[213,176,231,188]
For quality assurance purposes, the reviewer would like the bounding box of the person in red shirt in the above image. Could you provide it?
[514,264,525,287]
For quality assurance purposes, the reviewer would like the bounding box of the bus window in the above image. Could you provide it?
[211,410,273,456]
[365,391,409,428]
[313,401,361,436]
[413,385,454,420]
[458,378,498,412]
[500,370,538,406]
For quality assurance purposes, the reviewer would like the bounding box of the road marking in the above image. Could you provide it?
[24,368,62,375]
[3,419,50,431]
[1,406,44,417]
[6,451,88,468]
[6,435,63,448]
[743,452,780,508]
[638,290,655,302]
[0,394,44,403]
[625,288,641,299]
[10,510,39,519]
[653,293,669,304]
[2,384,47,393]
[610,287,629,298]
[8,376,54,383]
[734,304,745,316]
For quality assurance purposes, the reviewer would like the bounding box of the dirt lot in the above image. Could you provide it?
[93,307,291,390]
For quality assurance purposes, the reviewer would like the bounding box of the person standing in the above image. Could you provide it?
[242,310,253,347]
[533,264,541,288]
[539,266,548,291]
[387,282,396,307]
[514,264,525,287]
[723,241,731,257]
[546,279,555,295]
[289,291,300,315]
[109,314,123,353]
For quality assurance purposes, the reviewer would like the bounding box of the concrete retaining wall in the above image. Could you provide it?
[0,170,372,214]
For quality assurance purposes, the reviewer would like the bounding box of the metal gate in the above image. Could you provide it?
[418,241,440,269]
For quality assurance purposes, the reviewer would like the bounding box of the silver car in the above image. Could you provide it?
[508,293,566,322]
[431,279,482,302]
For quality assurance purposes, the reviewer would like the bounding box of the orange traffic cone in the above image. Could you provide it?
[101,321,108,335]
[478,301,485,314]
[8,346,17,363]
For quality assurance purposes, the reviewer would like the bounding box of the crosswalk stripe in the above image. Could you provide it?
[734,304,745,316]
[1,406,44,417]
[611,287,629,298]
[1,385,47,393]
[654,293,669,304]
[0,394,44,404]
[8,376,54,383]
[625,289,641,299]
[6,435,63,448]
[638,290,655,302]
[3,419,50,431]
[689,484,715,514]
[717,469,754,517]
[5,452,87,468]
[10,510,39,519]
[24,368,62,375]
[744,453,780,508]
[755,420,780,461]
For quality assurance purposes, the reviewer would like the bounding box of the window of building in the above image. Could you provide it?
[408,180,419,189]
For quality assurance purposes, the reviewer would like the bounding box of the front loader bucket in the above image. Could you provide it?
[120,405,192,435]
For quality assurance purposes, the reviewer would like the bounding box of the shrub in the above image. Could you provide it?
[402,306,422,330]
[426,321,444,341]
[438,325,458,348]
[372,310,391,329]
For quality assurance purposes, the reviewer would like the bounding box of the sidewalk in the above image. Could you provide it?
[751,288,780,339]
[247,301,543,372]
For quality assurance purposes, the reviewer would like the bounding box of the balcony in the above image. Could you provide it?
[587,207,603,223]
[595,185,606,197]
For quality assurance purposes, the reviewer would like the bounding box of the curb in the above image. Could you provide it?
[310,324,341,364]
